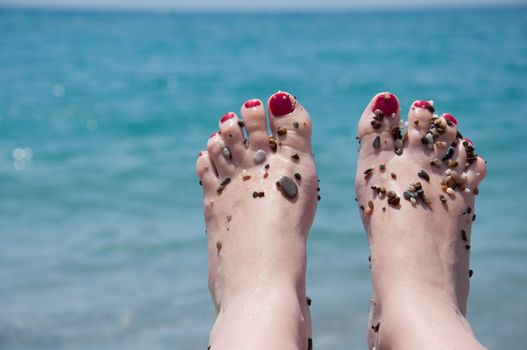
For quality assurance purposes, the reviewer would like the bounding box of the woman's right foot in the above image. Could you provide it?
[356,93,487,349]
[196,92,318,350]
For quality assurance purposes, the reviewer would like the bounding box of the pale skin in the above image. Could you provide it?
[196,91,487,349]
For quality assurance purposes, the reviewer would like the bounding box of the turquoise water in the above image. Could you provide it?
[1,6,526,349]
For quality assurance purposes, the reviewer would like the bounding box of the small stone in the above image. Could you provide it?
[268,136,277,152]
[237,120,245,128]
[242,169,251,181]
[379,163,385,170]
[446,187,455,195]
[395,148,403,155]
[439,194,447,203]
[258,191,265,197]
[364,168,373,179]
[277,127,287,136]
[252,191,259,198]
[294,173,302,180]
[418,170,430,182]
[291,153,300,161]
[391,173,397,180]
[469,269,474,278]
[216,241,222,252]
[306,296,312,305]
[222,148,231,159]
[461,230,468,241]
[293,122,299,128]
[394,139,403,150]
[403,191,412,200]
[430,158,441,167]
[277,176,299,199]
[373,135,381,149]
[253,149,266,163]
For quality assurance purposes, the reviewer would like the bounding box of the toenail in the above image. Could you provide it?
[220,112,236,124]
[372,92,398,116]
[463,137,474,145]
[414,100,435,113]
[442,113,458,125]
[210,131,219,138]
[269,92,295,117]
[244,99,261,108]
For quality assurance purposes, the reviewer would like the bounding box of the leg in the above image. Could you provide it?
[356,93,487,349]
[196,92,317,349]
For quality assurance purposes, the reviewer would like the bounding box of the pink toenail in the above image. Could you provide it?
[414,100,432,109]
[269,92,295,117]
[443,113,458,125]
[209,131,219,138]
[372,92,398,116]
[244,99,261,108]
[220,112,236,123]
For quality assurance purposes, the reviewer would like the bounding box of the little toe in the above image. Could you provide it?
[464,158,487,195]
[357,92,402,154]
[267,91,312,154]
[407,100,437,147]
[196,151,217,192]
[241,99,270,153]
[207,132,235,178]
[218,112,247,165]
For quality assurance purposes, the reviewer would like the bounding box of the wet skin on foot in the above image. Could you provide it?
[196,92,318,350]
[356,92,487,350]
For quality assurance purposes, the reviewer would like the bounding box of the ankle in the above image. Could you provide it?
[210,283,309,349]
[374,290,485,350]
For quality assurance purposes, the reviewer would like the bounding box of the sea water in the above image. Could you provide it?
[0,6,526,349]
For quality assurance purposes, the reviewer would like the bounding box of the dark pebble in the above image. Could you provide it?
[418,170,430,182]
[469,269,474,278]
[293,122,299,128]
[277,176,299,199]
[308,338,313,350]
[461,230,468,241]
[294,173,302,180]
[306,296,312,305]
[291,154,300,160]
[252,191,259,198]
[373,135,381,149]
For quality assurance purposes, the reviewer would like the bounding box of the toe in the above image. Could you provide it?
[241,99,270,152]
[357,92,402,154]
[407,100,437,147]
[267,91,312,154]
[463,141,487,191]
[218,112,247,166]
[196,151,217,192]
[207,132,235,178]
[430,113,459,161]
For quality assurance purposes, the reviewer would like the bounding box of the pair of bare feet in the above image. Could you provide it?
[196,91,487,350]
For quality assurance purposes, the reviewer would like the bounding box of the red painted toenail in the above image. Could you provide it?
[414,100,431,109]
[269,92,295,117]
[220,112,236,124]
[244,99,261,108]
[209,131,219,138]
[372,92,398,116]
[443,113,458,125]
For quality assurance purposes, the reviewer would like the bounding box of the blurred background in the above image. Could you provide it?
[0,1,526,349]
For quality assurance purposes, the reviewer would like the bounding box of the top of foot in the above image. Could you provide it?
[356,92,487,349]
[196,91,317,349]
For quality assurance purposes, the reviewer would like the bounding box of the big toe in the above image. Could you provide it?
[358,92,402,154]
[267,91,312,154]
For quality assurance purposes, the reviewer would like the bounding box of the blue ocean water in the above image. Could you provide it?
[0,6,526,349]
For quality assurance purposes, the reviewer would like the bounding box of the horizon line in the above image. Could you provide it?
[1,2,525,14]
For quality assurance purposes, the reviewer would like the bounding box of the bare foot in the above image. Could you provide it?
[196,92,318,350]
[356,93,487,349]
